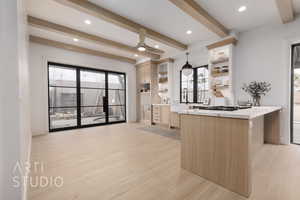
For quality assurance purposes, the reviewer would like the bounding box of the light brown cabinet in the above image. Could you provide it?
[136,61,158,125]
[152,105,170,126]
[170,112,180,128]
[137,63,151,85]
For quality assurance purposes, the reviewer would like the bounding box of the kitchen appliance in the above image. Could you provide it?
[191,105,252,111]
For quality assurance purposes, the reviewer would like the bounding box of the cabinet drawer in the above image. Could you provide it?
[153,111,160,116]
[153,117,160,123]
[153,106,160,111]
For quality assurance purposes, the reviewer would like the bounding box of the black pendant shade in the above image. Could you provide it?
[182,52,193,76]
[182,61,192,70]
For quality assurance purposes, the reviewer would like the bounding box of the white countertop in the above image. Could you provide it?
[178,106,281,119]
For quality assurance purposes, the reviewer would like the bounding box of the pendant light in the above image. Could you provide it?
[182,52,193,76]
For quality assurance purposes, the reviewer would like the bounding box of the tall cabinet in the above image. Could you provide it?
[136,60,160,125]
[136,59,175,127]
[207,37,237,106]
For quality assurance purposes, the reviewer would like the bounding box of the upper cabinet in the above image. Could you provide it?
[157,62,173,104]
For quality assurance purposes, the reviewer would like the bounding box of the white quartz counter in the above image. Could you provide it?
[178,106,281,119]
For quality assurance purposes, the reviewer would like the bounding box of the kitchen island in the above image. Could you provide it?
[179,106,281,197]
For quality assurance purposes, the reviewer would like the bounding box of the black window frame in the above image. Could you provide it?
[291,43,300,145]
[180,65,209,104]
[47,62,127,132]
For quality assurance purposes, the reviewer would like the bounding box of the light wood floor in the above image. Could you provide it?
[28,123,300,200]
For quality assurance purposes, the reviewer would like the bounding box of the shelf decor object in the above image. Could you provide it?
[242,81,271,106]
[157,61,171,104]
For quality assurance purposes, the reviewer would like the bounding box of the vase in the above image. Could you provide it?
[252,96,261,106]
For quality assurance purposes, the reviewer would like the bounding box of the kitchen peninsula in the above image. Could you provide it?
[179,106,281,197]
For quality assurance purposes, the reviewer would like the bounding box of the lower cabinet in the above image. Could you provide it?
[152,105,169,125]
[151,105,180,129]
[170,112,180,128]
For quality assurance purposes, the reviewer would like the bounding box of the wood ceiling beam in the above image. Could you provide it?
[153,58,175,64]
[28,16,161,59]
[168,0,229,37]
[54,0,188,50]
[206,37,237,50]
[29,35,136,64]
[275,0,294,24]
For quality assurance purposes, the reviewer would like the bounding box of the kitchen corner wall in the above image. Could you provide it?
[29,43,137,136]
[171,16,300,144]
[234,16,300,144]
[0,0,31,199]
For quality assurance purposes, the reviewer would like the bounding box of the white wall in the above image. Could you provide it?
[0,0,31,199]
[171,17,300,144]
[29,43,136,136]
[234,17,300,144]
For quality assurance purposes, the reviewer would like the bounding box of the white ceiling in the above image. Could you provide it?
[27,0,300,62]
[29,26,146,60]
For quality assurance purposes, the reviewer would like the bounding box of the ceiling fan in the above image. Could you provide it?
[136,28,162,54]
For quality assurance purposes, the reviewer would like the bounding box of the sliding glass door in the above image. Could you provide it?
[80,70,106,126]
[49,65,78,130]
[292,44,300,144]
[48,62,126,132]
[108,73,126,122]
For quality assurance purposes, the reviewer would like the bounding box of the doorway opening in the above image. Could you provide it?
[48,62,126,132]
[291,44,300,144]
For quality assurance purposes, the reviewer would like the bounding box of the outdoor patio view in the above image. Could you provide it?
[48,63,126,131]
[294,68,300,144]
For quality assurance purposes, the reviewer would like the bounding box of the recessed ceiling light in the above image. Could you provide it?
[186,30,192,35]
[73,38,79,42]
[134,54,138,57]
[84,19,91,25]
[238,6,247,12]
[154,45,159,49]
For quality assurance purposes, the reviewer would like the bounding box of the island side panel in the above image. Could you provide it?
[180,114,251,197]
[264,111,281,144]
[251,116,264,156]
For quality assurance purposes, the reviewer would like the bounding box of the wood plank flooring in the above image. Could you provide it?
[28,123,300,200]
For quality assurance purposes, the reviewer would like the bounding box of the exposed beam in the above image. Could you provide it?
[153,58,175,64]
[206,37,237,50]
[54,0,188,50]
[275,0,294,24]
[29,35,136,64]
[168,0,229,37]
[28,16,161,59]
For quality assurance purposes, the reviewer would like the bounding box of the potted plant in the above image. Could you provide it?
[242,81,271,106]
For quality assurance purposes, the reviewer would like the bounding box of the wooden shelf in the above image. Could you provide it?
[210,59,229,65]
[211,72,229,77]
[140,91,151,94]
[158,89,168,93]
[212,85,230,90]
[159,71,168,75]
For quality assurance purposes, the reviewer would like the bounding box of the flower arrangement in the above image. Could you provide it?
[242,81,271,106]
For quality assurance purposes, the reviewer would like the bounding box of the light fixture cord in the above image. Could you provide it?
[186,52,189,62]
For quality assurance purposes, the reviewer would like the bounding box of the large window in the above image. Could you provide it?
[180,65,209,103]
[48,62,126,132]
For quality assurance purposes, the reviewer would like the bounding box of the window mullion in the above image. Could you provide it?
[193,68,197,103]
[76,68,81,127]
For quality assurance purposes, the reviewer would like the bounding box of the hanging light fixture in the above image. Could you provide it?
[182,52,193,76]
[137,42,146,51]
